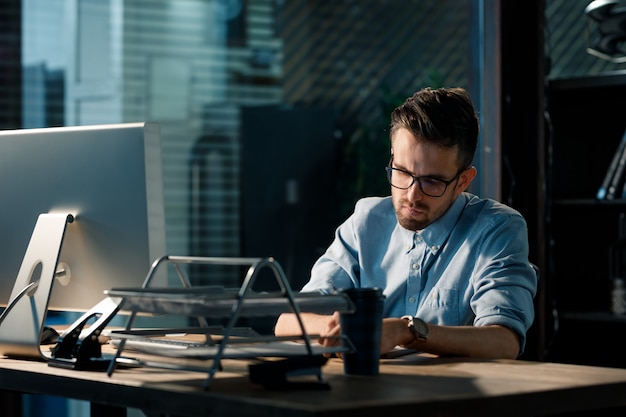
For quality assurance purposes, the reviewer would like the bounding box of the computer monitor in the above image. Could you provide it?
[0,122,167,314]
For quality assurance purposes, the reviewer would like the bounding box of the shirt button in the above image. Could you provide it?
[409,296,416,303]
[416,235,423,242]
[431,245,439,251]
[412,263,419,270]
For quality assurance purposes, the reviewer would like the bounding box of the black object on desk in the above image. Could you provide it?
[48,297,122,371]
[248,355,331,390]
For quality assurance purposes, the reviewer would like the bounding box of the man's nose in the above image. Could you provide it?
[406,180,423,201]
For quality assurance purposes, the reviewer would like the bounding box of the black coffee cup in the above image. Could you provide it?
[339,287,385,375]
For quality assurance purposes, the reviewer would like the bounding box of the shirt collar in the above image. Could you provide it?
[417,194,467,255]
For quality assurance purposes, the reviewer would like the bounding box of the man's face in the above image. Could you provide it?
[390,128,475,231]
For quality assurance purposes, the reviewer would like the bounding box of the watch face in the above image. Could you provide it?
[413,318,429,339]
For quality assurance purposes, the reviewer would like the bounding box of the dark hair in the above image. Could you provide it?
[389,87,479,169]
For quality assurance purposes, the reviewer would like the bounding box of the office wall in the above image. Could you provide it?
[240,105,337,292]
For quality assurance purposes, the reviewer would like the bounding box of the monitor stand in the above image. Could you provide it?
[0,213,74,360]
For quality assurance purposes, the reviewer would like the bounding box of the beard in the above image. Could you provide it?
[395,200,431,231]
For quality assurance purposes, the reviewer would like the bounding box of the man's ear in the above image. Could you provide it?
[457,166,477,192]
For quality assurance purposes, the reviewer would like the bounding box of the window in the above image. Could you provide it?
[17,0,478,287]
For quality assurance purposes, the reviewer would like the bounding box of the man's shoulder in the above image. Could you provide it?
[348,196,397,227]
[463,193,526,223]
[354,195,393,213]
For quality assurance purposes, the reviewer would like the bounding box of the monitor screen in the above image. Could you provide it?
[0,122,167,313]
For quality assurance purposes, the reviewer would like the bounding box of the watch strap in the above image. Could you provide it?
[401,315,428,346]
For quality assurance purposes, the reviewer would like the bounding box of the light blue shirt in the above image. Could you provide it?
[300,193,537,354]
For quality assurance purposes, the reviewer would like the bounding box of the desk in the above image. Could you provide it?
[1,353,626,417]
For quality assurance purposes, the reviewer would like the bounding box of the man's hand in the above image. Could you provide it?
[380,317,415,354]
[318,311,341,357]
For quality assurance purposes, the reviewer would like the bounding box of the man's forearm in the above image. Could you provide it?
[387,319,520,359]
[274,312,335,337]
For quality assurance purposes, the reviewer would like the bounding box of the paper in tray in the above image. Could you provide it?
[105,287,355,317]
[109,336,351,360]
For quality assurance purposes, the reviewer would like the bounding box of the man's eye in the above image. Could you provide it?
[420,177,441,186]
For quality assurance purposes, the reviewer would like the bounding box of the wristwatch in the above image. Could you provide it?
[401,315,429,345]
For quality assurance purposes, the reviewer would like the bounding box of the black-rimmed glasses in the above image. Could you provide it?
[385,166,464,197]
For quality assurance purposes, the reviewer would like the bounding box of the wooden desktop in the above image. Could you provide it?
[2,349,626,417]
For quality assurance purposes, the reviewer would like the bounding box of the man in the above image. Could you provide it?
[274,87,537,359]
